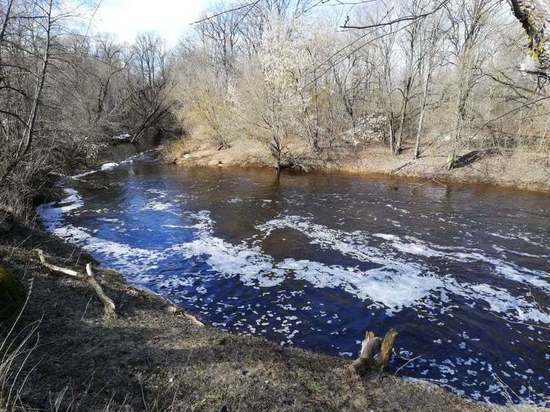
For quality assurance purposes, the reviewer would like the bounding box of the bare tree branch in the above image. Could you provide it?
[341,0,449,30]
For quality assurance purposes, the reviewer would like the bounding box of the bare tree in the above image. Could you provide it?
[414,2,444,159]
[127,32,173,144]
[394,0,426,155]
[0,0,55,186]
[446,0,498,167]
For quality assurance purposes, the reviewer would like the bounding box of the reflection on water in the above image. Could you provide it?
[39,152,550,406]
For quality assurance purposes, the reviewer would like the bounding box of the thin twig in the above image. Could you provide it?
[191,0,262,25]
[394,355,422,376]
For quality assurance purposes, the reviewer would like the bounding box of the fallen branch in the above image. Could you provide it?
[394,354,422,376]
[86,263,116,319]
[390,160,414,175]
[184,313,205,327]
[36,249,81,278]
[36,249,116,319]
[350,328,398,375]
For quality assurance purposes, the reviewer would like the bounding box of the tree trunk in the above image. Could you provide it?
[16,0,53,159]
[396,76,412,155]
[387,113,395,154]
[510,0,550,79]
[350,329,398,375]
[0,0,14,45]
[414,70,432,160]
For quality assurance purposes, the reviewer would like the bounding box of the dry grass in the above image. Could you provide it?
[0,284,40,411]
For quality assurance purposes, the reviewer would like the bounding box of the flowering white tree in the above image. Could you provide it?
[234,16,310,175]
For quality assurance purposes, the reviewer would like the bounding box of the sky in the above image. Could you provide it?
[77,0,212,47]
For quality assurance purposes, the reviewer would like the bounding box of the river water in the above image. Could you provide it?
[39,152,550,406]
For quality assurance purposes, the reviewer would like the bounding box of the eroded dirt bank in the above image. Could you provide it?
[165,139,550,193]
[0,223,494,411]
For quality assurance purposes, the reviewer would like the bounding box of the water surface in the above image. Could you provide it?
[40,152,550,406]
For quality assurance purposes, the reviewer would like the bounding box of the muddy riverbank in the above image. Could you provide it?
[164,138,550,193]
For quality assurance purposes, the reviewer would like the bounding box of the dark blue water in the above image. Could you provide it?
[40,153,550,406]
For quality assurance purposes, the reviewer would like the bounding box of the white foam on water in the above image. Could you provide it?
[134,211,447,312]
[97,217,119,223]
[452,252,550,292]
[257,215,550,324]
[278,258,445,314]
[373,233,446,258]
[466,284,550,324]
[101,162,118,171]
[43,200,549,325]
[371,232,550,292]
[58,188,83,212]
[172,237,286,288]
[257,215,384,264]
[37,188,84,230]
[53,224,163,277]
[169,211,286,288]
[142,200,173,211]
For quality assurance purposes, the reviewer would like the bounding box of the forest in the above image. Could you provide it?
[168,0,550,179]
[1,0,550,222]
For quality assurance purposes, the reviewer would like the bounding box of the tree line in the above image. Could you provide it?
[172,0,550,173]
[0,0,173,220]
[1,0,549,219]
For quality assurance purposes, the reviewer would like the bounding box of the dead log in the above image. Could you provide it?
[37,249,81,278]
[36,249,116,319]
[350,331,382,375]
[447,148,500,170]
[86,264,116,319]
[350,328,398,375]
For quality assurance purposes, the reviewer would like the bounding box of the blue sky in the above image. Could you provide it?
[77,0,212,47]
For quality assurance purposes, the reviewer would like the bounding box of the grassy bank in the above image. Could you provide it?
[0,223,496,411]
[164,137,550,193]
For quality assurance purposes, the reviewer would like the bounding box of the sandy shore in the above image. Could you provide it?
[165,138,550,193]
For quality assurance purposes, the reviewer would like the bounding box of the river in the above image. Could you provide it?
[39,151,550,406]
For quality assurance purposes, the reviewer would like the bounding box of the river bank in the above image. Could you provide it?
[0,223,494,411]
[164,138,550,193]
